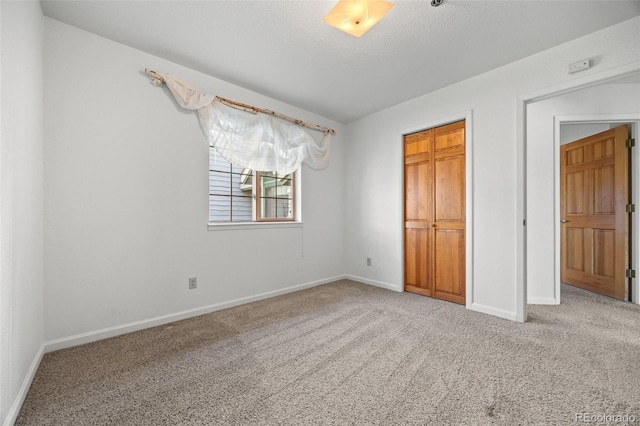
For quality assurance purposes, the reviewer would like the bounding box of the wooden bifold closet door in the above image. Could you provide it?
[404,120,466,305]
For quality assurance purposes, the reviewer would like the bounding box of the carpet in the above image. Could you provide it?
[16,280,640,425]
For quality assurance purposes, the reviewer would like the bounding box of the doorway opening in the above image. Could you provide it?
[555,118,639,304]
[519,66,640,321]
[559,124,632,301]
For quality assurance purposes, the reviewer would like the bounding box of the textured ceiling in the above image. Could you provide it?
[40,0,640,123]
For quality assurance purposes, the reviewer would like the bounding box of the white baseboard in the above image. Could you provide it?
[44,275,346,353]
[469,302,518,322]
[349,277,521,322]
[3,343,45,426]
[345,275,402,292]
[527,297,559,305]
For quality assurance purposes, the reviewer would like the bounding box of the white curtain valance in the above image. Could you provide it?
[152,72,331,175]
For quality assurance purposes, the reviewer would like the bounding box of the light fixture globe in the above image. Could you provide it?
[323,0,394,38]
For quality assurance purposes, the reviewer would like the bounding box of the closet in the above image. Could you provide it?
[404,120,466,304]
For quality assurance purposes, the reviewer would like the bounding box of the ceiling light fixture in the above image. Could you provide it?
[323,0,394,38]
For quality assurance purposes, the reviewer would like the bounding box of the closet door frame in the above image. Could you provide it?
[401,111,474,309]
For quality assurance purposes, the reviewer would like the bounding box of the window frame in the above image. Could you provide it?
[208,149,301,228]
[255,171,296,223]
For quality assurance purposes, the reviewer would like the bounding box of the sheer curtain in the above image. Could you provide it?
[153,72,331,175]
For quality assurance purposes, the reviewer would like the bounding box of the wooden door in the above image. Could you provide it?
[405,129,433,297]
[560,125,629,300]
[404,120,465,304]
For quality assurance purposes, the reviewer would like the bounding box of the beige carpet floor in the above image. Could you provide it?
[16,280,640,425]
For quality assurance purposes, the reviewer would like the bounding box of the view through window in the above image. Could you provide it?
[209,149,295,222]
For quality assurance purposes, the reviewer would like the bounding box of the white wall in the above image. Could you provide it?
[344,16,640,320]
[0,1,45,425]
[43,18,346,344]
[526,83,640,304]
[560,123,611,145]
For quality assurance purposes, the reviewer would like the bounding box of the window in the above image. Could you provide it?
[256,171,294,221]
[209,148,296,223]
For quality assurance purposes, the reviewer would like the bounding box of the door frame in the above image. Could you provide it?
[553,116,640,304]
[517,61,640,321]
[401,110,474,311]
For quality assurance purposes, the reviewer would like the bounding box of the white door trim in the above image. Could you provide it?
[516,61,640,321]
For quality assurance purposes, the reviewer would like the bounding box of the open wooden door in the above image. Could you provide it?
[560,125,630,300]
[404,120,465,304]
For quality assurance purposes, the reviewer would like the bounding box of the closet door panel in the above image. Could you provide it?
[404,120,465,305]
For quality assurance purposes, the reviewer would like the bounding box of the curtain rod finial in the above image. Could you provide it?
[145,68,164,86]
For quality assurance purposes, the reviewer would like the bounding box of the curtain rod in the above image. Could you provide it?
[145,69,336,135]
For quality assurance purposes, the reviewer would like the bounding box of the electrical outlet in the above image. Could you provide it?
[188,277,197,289]
[568,59,590,74]
[366,257,371,266]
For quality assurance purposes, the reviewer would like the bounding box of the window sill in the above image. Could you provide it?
[207,221,303,231]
